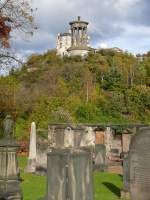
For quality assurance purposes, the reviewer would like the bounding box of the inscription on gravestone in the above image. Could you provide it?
[129,127,150,200]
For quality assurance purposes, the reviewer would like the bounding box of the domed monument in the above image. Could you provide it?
[57,16,91,58]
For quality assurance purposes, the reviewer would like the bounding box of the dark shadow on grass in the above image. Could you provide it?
[119,174,123,178]
[103,182,120,197]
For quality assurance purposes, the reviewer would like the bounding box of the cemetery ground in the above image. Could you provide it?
[18,156,128,200]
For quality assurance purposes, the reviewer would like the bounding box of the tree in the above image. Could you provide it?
[0,0,36,68]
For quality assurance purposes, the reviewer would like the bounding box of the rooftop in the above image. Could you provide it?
[69,16,88,25]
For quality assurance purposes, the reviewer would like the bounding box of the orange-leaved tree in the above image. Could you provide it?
[0,0,36,69]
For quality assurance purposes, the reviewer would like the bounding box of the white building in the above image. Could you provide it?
[56,33,72,57]
[56,16,91,58]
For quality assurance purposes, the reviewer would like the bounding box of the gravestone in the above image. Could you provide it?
[80,126,95,147]
[48,124,95,149]
[64,127,74,148]
[26,122,37,173]
[47,149,94,200]
[0,115,22,200]
[129,127,150,200]
[121,152,130,199]
[121,129,133,199]
[36,137,48,176]
[94,144,107,171]
[48,125,65,148]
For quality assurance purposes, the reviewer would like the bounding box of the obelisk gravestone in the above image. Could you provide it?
[26,122,37,173]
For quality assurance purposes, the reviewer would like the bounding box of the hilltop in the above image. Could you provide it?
[0,49,150,139]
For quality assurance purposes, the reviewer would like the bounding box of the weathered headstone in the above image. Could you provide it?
[0,115,22,200]
[80,127,95,147]
[121,152,130,199]
[129,127,150,200]
[48,124,95,149]
[64,127,74,148]
[105,127,113,159]
[121,129,132,199]
[36,137,48,176]
[48,125,56,148]
[26,122,37,173]
[48,125,65,148]
[94,144,107,171]
[47,149,94,200]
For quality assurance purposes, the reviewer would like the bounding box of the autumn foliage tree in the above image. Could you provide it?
[0,0,36,70]
[0,0,35,48]
[0,0,35,132]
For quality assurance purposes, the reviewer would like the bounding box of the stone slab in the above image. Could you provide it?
[129,127,150,200]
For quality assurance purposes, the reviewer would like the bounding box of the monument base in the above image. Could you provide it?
[35,165,47,176]
[121,188,130,199]
[0,138,22,200]
[26,158,36,173]
[0,180,22,200]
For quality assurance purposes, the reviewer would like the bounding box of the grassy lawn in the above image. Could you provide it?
[18,156,126,200]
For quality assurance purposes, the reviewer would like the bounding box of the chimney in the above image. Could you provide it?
[78,16,81,21]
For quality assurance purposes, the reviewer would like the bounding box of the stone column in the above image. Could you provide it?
[71,28,74,46]
[0,140,22,200]
[26,122,37,173]
[76,27,79,46]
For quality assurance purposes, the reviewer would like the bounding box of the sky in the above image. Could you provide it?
[12,0,150,56]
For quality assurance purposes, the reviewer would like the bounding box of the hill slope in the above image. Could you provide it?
[0,49,150,138]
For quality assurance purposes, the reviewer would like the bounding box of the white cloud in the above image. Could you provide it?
[99,43,108,49]
[11,0,150,55]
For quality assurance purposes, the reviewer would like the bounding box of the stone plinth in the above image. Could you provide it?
[47,148,94,200]
[67,48,90,58]
[0,139,22,200]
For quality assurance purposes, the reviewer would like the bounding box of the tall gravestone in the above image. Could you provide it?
[47,149,94,200]
[129,127,150,200]
[0,115,22,200]
[36,136,48,176]
[26,122,37,173]
[44,124,95,200]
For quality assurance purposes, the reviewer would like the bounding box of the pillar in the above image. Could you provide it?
[26,122,37,173]
[0,140,22,200]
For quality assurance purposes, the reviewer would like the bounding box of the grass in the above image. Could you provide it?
[94,173,123,200]
[18,157,46,200]
[18,156,127,200]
